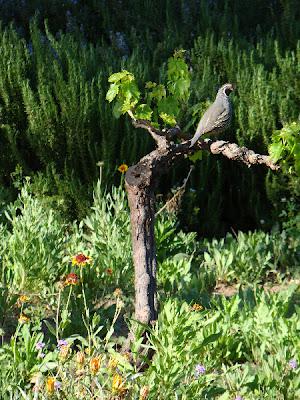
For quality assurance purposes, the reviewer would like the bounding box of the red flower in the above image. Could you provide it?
[71,253,92,266]
[64,273,79,286]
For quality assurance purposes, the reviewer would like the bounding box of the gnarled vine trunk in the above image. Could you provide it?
[124,121,279,327]
[126,183,157,324]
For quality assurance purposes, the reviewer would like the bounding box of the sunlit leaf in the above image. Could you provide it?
[134,104,153,120]
[269,141,283,162]
[113,100,123,118]
[106,83,119,102]
[159,112,177,126]
[108,70,133,83]
[157,96,179,117]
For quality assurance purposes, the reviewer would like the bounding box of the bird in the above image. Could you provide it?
[190,83,234,147]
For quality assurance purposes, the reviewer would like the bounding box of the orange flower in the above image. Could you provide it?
[71,253,92,266]
[106,268,113,275]
[46,377,55,394]
[118,164,128,174]
[18,313,30,324]
[191,303,204,312]
[64,273,79,286]
[90,357,101,374]
[112,373,127,395]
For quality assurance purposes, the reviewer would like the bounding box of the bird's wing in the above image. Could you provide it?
[190,98,227,147]
[198,101,226,134]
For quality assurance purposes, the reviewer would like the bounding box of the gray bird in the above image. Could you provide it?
[190,83,234,147]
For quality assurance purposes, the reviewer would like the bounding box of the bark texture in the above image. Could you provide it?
[125,120,279,326]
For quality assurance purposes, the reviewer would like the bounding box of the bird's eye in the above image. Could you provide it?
[225,88,232,96]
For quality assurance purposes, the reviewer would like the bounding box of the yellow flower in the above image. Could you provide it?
[139,385,150,400]
[122,352,131,362]
[108,357,118,370]
[76,351,85,366]
[71,253,92,266]
[18,313,30,324]
[118,164,128,174]
[112,373,127,395]
[46,377,55,394]
[113,288,123,297]
[191,303,204,312]
[90,357,101,374]
[18,295,29,304]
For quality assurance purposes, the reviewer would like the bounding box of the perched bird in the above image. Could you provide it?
[190,83,234,147]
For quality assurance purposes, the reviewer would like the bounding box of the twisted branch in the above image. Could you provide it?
[130,119,279,174]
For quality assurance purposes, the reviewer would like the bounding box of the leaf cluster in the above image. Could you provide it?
[106,50,191,127]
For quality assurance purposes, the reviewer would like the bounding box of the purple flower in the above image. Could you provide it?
[38,352,45,359]
[57,339,68,348]
[36,341,45,350]
[195,364,206,377]
[289,359,298,370]
[235,396,244,400]
[54,380,62,391]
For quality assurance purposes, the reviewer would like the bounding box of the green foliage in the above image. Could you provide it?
[201,230,300,284]
[1,182,67,290]
[83,182,133,292]
[269,122,300,176]
[1,13,300,233]
[0,182,299,398]
[268,122,300,199]
[106,50,191,127]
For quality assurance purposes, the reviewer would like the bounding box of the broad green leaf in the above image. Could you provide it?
[169,78,190,100]
[159,112,177,126]
[121,97,139,113]
[134,104,153,120]
[167,56,189,84]
[108,70,132,83]
[269,141,283,162]
[122,80,140,101]
[157,96,179,117]
[113,100,123,118]
[147,84,166,102]
[106,83,119,102]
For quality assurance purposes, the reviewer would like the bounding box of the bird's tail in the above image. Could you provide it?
[190,126,203,147]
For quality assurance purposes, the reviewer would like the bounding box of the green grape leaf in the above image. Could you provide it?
[269,141,284,162]
[121,97,138,113]
[159,112,177,126]
[106,83,119,102]
[147,84,166,102]
[113,100,123,118]
[134,104,153,120]
[108,70,133,83]
[169,77,190,100]
[157,96,179,117]
[121,80,140,103]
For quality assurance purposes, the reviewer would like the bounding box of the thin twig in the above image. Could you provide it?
[155,165,194,216]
